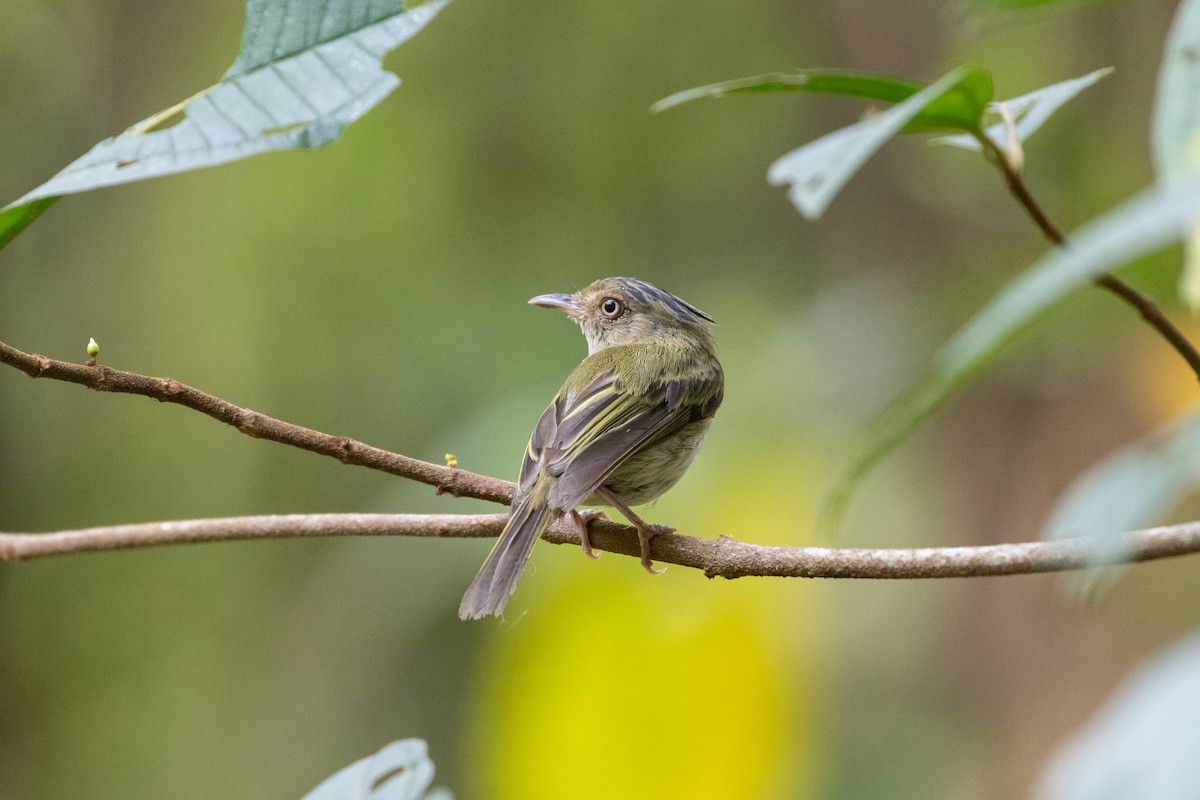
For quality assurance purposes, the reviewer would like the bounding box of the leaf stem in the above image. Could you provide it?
[975,130,1200,382]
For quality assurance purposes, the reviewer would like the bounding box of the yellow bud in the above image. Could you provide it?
[86,337,100,360]
[445,453,459,469]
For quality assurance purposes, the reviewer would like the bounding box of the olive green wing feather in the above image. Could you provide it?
[460,378,625,620]
[460,368,720,620]
[515,374,621,496]
[535,370,723,510]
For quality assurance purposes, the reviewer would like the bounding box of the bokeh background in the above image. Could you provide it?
[2,0,1199,797]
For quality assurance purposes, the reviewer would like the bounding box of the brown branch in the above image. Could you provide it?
[977,132,1200,383]
[0,513,507,561]
[4,337,1200,579]
[0,339,514,505]
[4,512,1200,579]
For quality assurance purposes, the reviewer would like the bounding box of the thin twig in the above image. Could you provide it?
[0,339,514,505]
[3,512,1200,579]
[976,131,1200,382]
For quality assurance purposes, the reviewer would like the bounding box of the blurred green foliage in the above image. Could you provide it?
[0,0,450,243]
[1,1,1199,798]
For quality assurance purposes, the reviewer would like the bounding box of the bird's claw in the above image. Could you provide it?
[573,509,609,559]
[641,558,666,576]
[638,525,667,576]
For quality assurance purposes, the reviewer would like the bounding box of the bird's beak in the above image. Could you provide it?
[528,293,581,316]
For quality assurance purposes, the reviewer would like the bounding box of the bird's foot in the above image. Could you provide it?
[595,487,672,576]
[637,524,668,576]
[571,509,609,559]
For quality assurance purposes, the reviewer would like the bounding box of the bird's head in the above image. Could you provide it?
[529,277,715,355]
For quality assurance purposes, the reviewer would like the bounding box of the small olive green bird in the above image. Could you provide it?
[459,277,724,620]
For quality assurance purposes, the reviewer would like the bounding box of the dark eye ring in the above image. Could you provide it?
[600,297,623,318]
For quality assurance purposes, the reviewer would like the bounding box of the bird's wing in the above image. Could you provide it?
[516,369,722,511]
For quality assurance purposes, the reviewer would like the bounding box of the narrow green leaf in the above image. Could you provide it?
[937,68,1113,151]
[0,0,448,252]
[1036,630,1200,799]
[823,179,1200,533]
[903,68,993,133]
[653,66,992,133]
[980,0,1105,7]
[1154,0,1200,309]
[767,67,990,219]
[651,70,924,113]
[0,196,60,250]
[301,739,448,800]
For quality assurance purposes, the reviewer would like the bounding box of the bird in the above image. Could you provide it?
[459,277,724,620]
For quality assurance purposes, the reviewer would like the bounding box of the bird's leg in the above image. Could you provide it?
[570,508,608,560]
[597,487,667,575]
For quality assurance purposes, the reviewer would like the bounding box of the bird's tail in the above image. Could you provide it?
[458,498,553,620]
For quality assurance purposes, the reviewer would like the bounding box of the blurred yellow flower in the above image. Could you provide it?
[466,445,826,799]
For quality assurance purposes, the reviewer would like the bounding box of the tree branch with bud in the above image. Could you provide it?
[3,337,1200,579]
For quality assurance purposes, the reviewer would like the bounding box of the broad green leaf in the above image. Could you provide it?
[652,70,925,113]
[301,739,451,800]
[767,67,991,219]
[823,179,1200,532]
[0,0,448,252]
[937,68,1113,151]
[1154,0,1200,309]
[1036,629,1200,799]
[653,66,993,133]
[1154,0,1200,179]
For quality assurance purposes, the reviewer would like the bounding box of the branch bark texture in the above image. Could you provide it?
[4,337,1200,580]
[0,339,513,504]
[4,513,1200,580]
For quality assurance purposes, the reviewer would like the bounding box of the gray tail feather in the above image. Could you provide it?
[458,499,552,620]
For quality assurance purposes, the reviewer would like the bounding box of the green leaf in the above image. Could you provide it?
[1041,410,1200,595]
[937,68,1113,151]
[0,0,448,252]
[823,179,1200,533]
[1047,409,1200,595]
[1045,411,1200,546]
[0,197,60,250]
[1036,629,1200,799]
[301,739,451,800]
[980,0,1104,7]
[1154,0,1200,309]
[903,68,993,133]
[652,66,993,133]
[651,70,925,113]
[1154,0,1200,179]
[766,67,991,219]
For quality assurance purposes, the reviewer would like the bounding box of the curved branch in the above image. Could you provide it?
[0,339,514,504]
[3,512,1200,579]
[978,133,1200,383]
[4,337,1200,578]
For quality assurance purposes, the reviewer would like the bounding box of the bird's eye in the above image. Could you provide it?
[600,297,623,318]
